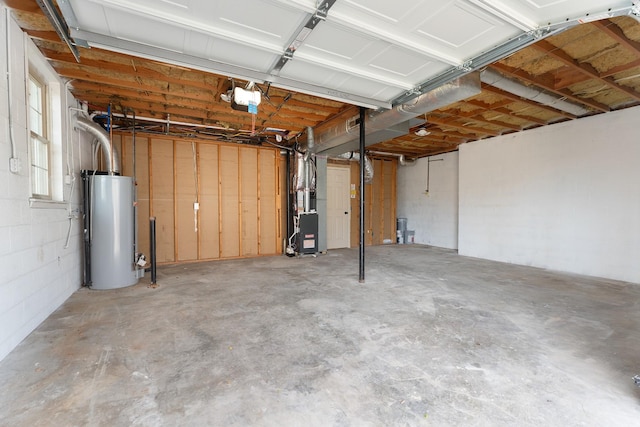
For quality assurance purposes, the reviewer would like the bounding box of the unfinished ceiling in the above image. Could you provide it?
[6,0,640,157]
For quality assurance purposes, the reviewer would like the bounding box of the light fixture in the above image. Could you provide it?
[415,128,431,137]
[631,1,640,23]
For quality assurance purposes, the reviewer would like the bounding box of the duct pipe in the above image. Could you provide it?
[360,150,417,167]
[76,116,120,174]
[480,68,590,116]
[298,73,481,156]
[303,127,314,213]
[398,155,417,166]
[335,152,374,183]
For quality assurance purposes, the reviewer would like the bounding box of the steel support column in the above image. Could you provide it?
[359,107,366,283]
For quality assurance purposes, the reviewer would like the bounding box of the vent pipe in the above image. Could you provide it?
[398,155,417,166]
[335,152,374,183]
[298,73,481,156]
[76,116,120,174]
[303,126,314,212]
[480,68,590,116]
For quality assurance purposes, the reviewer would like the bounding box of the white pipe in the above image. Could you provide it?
[75,116,120,174]
[480,68,590,116]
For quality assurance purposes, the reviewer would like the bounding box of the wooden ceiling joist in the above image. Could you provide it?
[533,40,640,102]
[8,0,640,157]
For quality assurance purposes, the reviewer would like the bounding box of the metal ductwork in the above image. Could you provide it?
[398,155,417,166]
[76,116,120,174]
[298,72,481,156]
[480,68,590,116]
[335,152,374,183]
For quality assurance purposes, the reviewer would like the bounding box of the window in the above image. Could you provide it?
[29,74,51,199]
[27,37,64,206]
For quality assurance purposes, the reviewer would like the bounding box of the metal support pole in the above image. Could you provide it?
[285,151,291,243]
[150,217,157,286]
[359,107,366,283]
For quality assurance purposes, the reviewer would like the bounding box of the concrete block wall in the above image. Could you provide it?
[0,9,93,361]
[459,106,640,284]
[396,152,459,249]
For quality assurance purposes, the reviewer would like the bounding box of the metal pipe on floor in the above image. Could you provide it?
[150,217,157,286]
[359,107,366,283]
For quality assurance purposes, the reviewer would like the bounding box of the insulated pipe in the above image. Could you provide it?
[480,68,590,116]
[298,73,481,155]
[335,152,374,182]
[75,116,120,174]
[398,155,417,166]
[303,126,314,213]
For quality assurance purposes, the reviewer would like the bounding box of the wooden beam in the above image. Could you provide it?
[442,109,522,131]
[425,116,500,137]
[466,100,549,125]
[533,40,640,102]
[591,20,640,56]
[600,58,640,77]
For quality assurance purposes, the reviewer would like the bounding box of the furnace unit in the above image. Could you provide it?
[297,212,318,254]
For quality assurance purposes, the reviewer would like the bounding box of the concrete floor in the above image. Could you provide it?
[1,245,639,426]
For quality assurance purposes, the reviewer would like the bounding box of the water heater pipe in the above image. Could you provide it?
[76,116,120,174]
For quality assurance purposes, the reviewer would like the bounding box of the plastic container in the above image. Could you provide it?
[404,230,415,244]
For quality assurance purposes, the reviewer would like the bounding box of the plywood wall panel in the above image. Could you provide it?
[371,159,383,245]
[383,160,396,242]
[220,145,240,258]
[175,141,199,261]
[198,143,220,259]
[350,162,360,248]
[117,132,282,263]
[134,137,150,261]
[240,147,259,256]
[150,139,175,263]
[347,157,397,248]
[259,150,277,255]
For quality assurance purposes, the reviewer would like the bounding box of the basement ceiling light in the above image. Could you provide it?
[415,128,431,137]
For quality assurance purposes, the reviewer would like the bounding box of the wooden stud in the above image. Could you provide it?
[237,147,243,257]
[173,139,179,262]
[196,142,202,260]
[218,144,223,259]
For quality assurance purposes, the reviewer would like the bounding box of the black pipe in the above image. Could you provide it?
[81,171,92,287]
[359,107,366,283]
[150,216,157,286]
[285,150,291,245]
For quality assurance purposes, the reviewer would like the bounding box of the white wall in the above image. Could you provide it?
[0,9,92,361]
[397,152,459,249]
[459,106,640,284]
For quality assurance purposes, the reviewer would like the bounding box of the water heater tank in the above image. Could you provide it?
[88,175,139,289]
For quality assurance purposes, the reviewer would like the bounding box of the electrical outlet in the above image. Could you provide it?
[9,158,20,173]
